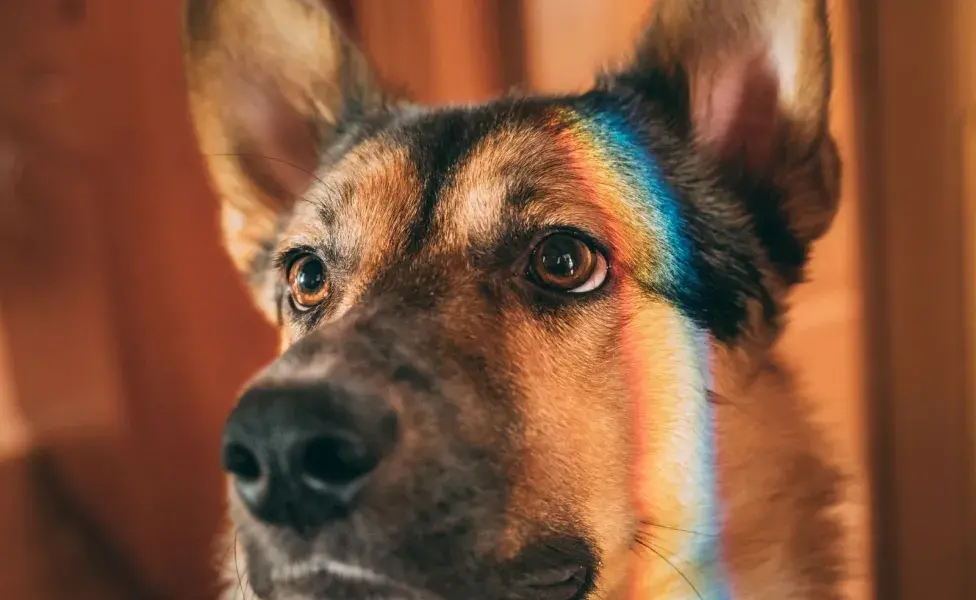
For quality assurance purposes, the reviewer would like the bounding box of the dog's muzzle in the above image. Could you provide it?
[217,312,595,600]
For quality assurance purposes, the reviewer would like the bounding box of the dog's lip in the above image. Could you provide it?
[262,558,589,600]
[267,556,440,599]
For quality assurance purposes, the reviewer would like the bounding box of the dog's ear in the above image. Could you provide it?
[183,0,394,275]
[611,0,840,249]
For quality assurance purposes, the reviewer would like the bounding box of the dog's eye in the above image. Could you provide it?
[287,254,329,310]
[529,233,608,293]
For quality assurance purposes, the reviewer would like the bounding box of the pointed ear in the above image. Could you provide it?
[183,0,396,275]
[614,0,840,246]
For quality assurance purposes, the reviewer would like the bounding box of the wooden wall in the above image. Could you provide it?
[857,1,976,598]
[0,2,275,597]
[0,316,30,459]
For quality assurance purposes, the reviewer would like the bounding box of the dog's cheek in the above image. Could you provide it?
[494,305,633,563]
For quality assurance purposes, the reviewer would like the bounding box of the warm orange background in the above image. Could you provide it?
[1,1,972,599]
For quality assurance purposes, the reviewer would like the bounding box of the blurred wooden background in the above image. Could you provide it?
[0,1,972,599]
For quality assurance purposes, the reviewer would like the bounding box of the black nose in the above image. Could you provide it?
[220,384,399,531]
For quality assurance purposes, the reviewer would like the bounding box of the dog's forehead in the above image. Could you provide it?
[285,106,556,249]
[264,99,773,344]
[282,100,689,277]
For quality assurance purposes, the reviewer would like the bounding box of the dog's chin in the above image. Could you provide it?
[243,550,593,600]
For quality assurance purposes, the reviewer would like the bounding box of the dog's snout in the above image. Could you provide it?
[221,384,399,531]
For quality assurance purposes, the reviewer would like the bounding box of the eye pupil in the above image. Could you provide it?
[297,259,324,292]
[288,254,329,309]
[530,233,603,292]
[540,239,581,279]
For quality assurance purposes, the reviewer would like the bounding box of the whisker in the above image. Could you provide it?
[634,532,675,557]
[633,537,704,600]
[639,519,718,538]
[216,533,238,575]
[204,152,333,215]
[234,531,249,600]
[239,572,252,600]
[635,531,711,579]
[206,152,329,193]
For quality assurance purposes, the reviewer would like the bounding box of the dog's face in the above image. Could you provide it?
[184,1,839,599]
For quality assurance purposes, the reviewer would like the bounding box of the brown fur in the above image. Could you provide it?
[182,1,851,599]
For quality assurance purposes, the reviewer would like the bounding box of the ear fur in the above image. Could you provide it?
[182,0,395,277]
[614,0,840,249]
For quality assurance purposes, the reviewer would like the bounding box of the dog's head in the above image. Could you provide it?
[183,1,839,598]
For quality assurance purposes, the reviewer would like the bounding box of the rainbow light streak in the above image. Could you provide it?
[548,102,731,599]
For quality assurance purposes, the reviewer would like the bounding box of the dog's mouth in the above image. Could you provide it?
[250,550,593,600]
[266,556,430,599]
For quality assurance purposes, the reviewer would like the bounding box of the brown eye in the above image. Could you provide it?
[529,233,608,293]
[287,254,329,310]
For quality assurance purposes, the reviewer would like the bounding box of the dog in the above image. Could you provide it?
[182,0,847,598]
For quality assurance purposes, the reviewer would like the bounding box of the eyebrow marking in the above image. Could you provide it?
[402,109,508,254]
[308,179,354,226]
[437,126,552,249]
[504,179,539,208]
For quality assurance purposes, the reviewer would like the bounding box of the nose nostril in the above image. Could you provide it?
[223,442,263,481]
[300,434,378,488]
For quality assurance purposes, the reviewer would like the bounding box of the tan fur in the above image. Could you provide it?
[184,0,394,275]
[273,140,424,327]
[711,348,845,599]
